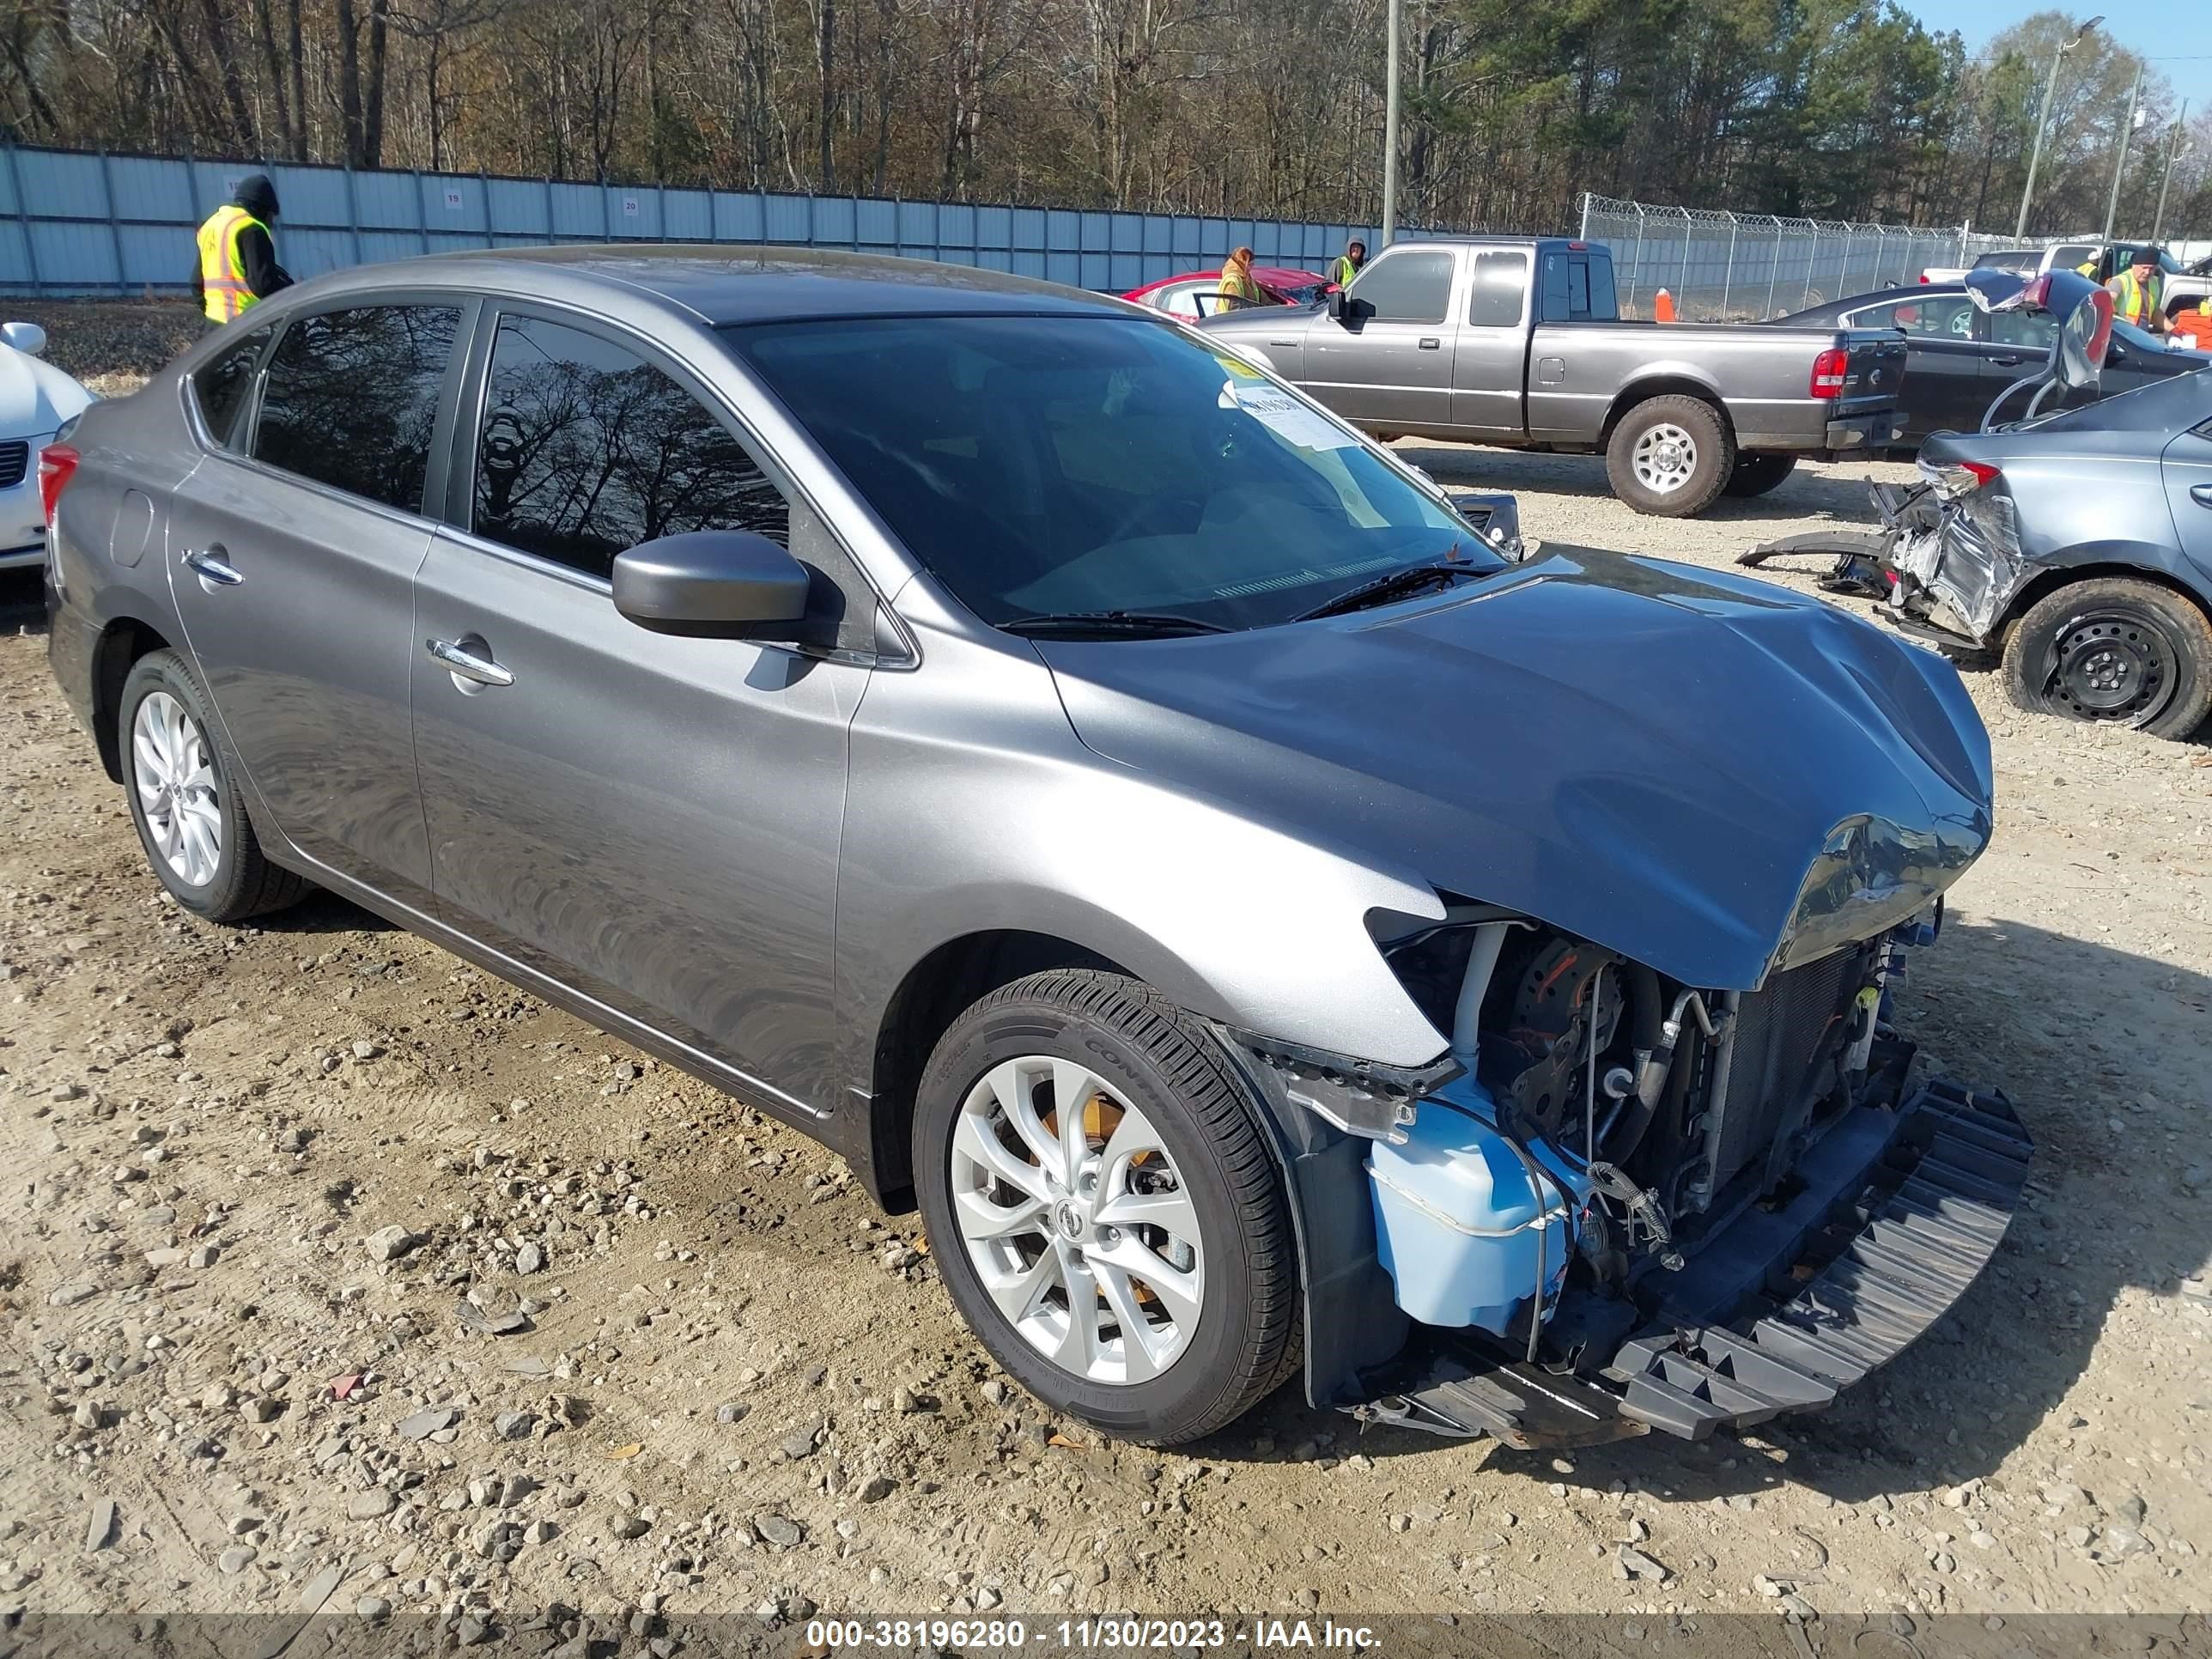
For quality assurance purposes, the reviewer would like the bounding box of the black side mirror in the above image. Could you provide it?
[1328,288,1352,324]
[612,529,811,638]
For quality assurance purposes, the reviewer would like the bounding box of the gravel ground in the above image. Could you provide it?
[2,329,2209,1651]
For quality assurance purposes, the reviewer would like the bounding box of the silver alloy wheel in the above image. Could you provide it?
[949,1055,1206,1384]
[1632,421,1699,495]
[131,690,222,887]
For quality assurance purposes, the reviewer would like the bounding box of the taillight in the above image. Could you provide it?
[38,442,79,526]
[1926,459,1998,500]
[1809,349,1850,398]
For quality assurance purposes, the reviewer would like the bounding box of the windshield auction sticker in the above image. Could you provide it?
[1219,378,1358,451]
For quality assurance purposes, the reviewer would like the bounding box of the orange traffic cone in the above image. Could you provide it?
[1654,288,1677,323]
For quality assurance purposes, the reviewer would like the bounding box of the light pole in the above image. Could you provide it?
[1381,0,1401,246]
[2015,15,2101,240]
[2103,62,2143,240]
[2151,101,2189,242]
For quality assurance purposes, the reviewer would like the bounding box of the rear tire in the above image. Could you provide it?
[118,649,307,922]
[1605,394,1733,517]
[1723,453,1797,498]
[914,969,1299,1446]
[2001,577,2212,740]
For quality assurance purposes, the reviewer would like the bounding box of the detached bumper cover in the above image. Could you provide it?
[1352,1079,2031,1445]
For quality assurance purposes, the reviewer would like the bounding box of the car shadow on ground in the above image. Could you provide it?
[1206,915,2209,1506]
[1395,442,1893,525]
[1,568,45,632]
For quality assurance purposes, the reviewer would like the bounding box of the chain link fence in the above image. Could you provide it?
[1579,194,2029,321]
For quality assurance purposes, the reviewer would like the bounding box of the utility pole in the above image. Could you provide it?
[2016,15,2101,240]
[2152,100,2189,242]
[1381,0,1401,246]
[2103,62,2142,240]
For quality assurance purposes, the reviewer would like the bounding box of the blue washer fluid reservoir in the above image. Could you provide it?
[1365,1073,1589,1336]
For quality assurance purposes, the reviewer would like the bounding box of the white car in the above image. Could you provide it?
[0,320,94,571]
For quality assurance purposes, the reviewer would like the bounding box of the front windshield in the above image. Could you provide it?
[729,314,1492,631]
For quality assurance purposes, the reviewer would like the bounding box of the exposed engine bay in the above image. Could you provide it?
[1289,899,2032,1445]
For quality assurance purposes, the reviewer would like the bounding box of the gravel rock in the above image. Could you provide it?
[364,1224,424,1262]
[356,1595,392,1623]
[346,1489,396,1520]
[756,1514,804,1548]
[219,1546,256,1574]
[515,1242,544,1274]
[609,1515,649,1540]
[396,1406,459,1440]
[494,1410,537,1441]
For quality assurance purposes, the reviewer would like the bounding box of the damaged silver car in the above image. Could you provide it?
[44,249,2028,1448]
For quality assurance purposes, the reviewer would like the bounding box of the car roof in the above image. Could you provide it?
[287,244,1134,326]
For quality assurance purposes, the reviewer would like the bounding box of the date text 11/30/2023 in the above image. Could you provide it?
[805,1618,1382,1650]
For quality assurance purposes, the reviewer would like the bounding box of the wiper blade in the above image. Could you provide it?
[999,610,1231,639]
[1291,558,1490,622]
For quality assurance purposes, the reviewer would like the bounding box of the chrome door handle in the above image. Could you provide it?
[426,636,514,689]
[1419,337,1442,349]
[180,547,243,586]
[2193,484,2212,507]
[1989,354,2024,366]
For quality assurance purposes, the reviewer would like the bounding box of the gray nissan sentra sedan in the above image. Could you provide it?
[44,247,2030,1449]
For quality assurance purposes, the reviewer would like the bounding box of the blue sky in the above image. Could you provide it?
[1901,1,2212,112]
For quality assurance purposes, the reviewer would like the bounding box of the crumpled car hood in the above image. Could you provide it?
[1036,546,1993,993]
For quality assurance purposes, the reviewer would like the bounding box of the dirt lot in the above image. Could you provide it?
[3,311,2209,1650]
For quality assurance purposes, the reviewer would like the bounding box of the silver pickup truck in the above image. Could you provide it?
[1198,235,1906,516]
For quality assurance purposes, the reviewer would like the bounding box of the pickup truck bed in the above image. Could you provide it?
[1198,236,1906,516]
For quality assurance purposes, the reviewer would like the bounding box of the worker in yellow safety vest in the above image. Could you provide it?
[2106,250,2166,337]
[1218,246,1267,309]
[192,174,292,327]
[1328,240,1366,289]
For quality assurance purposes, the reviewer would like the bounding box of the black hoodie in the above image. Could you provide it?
[191,173,294,308]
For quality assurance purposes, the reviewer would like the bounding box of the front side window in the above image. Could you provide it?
[730,314,1491,634]
[253,305,460,512]
[471,313,786,580]
[1347,249,1454,324]
[191,325,272,447]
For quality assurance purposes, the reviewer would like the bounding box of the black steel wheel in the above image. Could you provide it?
[2002,577,2212,740]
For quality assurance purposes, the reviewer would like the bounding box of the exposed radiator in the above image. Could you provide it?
[1702,949,1863,1200]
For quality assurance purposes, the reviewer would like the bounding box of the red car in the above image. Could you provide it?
[1121,265,1332,320]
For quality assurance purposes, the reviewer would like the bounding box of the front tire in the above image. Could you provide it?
[1723,453,1797,498]
[915,970,1299,1445]
[118,649,307,921]
[2001,577,2212,739]
[1606,394,1733,516]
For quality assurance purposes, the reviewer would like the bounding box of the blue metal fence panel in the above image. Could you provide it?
[0,143,1453,297]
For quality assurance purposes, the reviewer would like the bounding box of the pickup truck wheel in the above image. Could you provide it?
[118,650,307,922]
[915,969,1299,1446]
[2002,578,2212,740]
[1723,453,1797,498]
[1607,395,1733,516]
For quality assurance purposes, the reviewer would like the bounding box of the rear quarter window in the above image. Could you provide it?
[189,325,273,447]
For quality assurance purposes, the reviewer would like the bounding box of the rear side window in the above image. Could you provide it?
[471,313,787,580]
[1468,252,1528,326]
[1349,249,1454,324]
[253,305,460,513]
[191,325,271,447]
[1538,252,1617,321]
[1539,252,1627,323]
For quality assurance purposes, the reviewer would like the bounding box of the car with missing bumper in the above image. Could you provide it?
[43,247,2026,1448]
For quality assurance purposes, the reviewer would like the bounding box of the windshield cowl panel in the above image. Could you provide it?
[726,313,1502,636]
